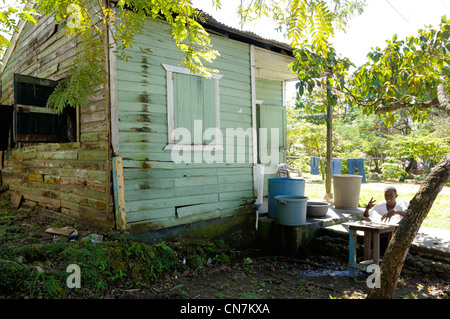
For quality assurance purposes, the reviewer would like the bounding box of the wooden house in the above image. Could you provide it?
[0,3,297,239]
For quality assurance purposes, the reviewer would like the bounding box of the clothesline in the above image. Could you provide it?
[286,155,439,160]
[309,156,367,183]
[287,156,383,160]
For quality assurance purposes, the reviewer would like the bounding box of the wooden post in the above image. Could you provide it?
[348,229,356,278]
[103,0,113,222]
[112,156,126,231]
[373,233,380,265]
[364,232,372,260]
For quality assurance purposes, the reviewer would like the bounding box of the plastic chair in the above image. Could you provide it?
[278,163,303,179]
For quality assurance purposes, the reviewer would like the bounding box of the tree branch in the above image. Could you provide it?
[342,87,384,108]
[374,98,440,115]
[374,84,450,114]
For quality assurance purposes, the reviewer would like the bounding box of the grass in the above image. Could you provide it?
[0,237,182,298]
[304,181,450,230]
[0,198,241,298]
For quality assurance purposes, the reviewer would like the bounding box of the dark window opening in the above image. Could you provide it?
[13,74,77,144]
[0,105,13,151]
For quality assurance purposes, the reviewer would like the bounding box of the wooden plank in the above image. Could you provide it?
[124,178,175,191]
[43,175,60,184]
[126,207,174,223]
[121,159,252,169]
[174,176,218,187]
[112,157,127,231]
[123,167,218,180]
[119,132,167,144]
[109,32,119,156]
[118,151,172,162]
[219,190,254,202]
[61,199,79,212]
[118,142,168,154]
[124,181,251,202]
[15,134,59,143]
[77,205,108,223]
[364,233,372,261]
[11,142,81,153]
[15,104,58,114]
[218,174,253,184]
[343,221,398,233]
[37,151,79,160]
[25,194,61,209]
[176,204,221,220]
[36,63,59,78]
[60,191,106,211]
[117,111,167,124]
[348,229,357,278]
[78,149,106,161]
[45,226,76,237]
[125,193,218,212]
[80,109,106,123]
[373,233,380,265]
[118,121,168,134]
[60,184,106,201]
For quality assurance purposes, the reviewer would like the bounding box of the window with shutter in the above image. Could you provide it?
[162,64,223,151]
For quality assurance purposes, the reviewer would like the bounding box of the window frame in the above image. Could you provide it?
[12,73,78,144]
[162,64,223,151]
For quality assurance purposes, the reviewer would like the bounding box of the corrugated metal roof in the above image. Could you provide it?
[198,10,294,56]
[107,1,293,55]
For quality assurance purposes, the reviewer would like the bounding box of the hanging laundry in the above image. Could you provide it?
[332,158,342,176]
[347,158,366,183]
[355,158,366,183]
[347,158,356,175]
[310,156,320,175]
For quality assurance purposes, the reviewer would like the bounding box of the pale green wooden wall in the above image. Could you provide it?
[256,78,283,106]
[116,18,255,230]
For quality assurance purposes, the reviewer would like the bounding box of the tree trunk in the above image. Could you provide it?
[325,76,333,200]
[367,153,450,299]
[437,84,450,114]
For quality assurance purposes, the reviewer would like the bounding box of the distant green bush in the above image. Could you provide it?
[381,159,407,181]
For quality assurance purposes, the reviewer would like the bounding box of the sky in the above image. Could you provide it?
[192,0,450,67]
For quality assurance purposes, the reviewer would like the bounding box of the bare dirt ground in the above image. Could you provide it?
[1,194,449,300]
[137,251,449,300]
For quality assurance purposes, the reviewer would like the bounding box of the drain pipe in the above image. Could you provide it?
[254,164,265,231]
[256,208,259,231]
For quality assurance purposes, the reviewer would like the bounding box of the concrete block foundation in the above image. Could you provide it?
[256,203,364,255]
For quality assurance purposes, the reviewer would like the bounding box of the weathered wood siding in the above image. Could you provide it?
[256,78,283,106]
[116,18,254,230]
[0,10,112,228]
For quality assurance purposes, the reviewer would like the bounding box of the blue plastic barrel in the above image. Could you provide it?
[275,195,309,226]
[268,178,305,218]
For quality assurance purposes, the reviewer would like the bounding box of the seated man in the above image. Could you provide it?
[363,186,409,255]
[363,186,408,223]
